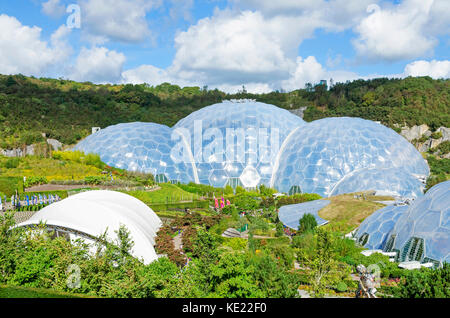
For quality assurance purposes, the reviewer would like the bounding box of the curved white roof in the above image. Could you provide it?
[17,190,162,264]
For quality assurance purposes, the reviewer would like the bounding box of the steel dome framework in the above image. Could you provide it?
[383,181,450,266]
[75,102,429,198]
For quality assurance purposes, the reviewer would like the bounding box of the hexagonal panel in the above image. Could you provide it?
[239,165,261,188]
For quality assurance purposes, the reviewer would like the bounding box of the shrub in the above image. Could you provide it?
[235,186,246,194]
[298,213,318,234]
[5,158,20,169]
[0,177,24,196]
[394,263,450,298]
[276,193,321,207]
[182,226,197,253]
[275,223,284,237]
[83,175,108,185]
[431,131,443,139]
[24,176,48,188]
[221,204,237,215]
[336,282,347,292]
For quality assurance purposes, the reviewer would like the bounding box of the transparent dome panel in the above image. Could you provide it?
[389,181,450,265]
[75,122,196,184]
[330,168,425,198]
[174,100,306,188]
[356,204,409,250]
[271,117,429,197]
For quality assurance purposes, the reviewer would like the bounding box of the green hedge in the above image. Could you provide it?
[0,177,24,197]
[14,204,46,212]
[149,200,210,212]
[24,190,68,200]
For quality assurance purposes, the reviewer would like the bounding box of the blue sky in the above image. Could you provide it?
[0,0,448,92]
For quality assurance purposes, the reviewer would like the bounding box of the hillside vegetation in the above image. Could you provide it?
[0,74,448,149]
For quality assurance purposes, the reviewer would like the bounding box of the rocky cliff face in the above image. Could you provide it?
[400,125,450,158]
[0,139,62,157]
[289,107,308,118]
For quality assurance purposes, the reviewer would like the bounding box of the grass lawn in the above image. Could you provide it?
[124,183,200,204]
[318,192,388,233]
[0,284,92,298]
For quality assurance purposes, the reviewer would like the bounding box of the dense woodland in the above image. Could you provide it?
[0,74,448,149]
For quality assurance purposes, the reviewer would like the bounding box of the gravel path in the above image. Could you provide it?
[173,232,183,250]
[0,211,36,224]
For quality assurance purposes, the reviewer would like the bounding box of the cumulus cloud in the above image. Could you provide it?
[352,0,439,61]
[0,14,72,76]
[426,0,450,35]
[168,0,194,22]
[170,10,297,86]
[69,46,126,83]
[77,0,160,43]
[403,60,450,78]
[122,65,173,86]
[124,1,380,92]
[281,56,326,91]
[232,0,377,31]
[41,0,66,18]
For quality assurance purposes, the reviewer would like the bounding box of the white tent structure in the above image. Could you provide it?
[16,190,162,264]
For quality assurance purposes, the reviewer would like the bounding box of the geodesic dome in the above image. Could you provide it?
[355,204,409,250]
[74,122,197,184]
[383,180,450,266]
[330,168,425,198]
[173,100,306,187]
[270,117,429,197]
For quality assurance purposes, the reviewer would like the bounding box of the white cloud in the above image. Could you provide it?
[170,10,296,86]
[232,0,377,31]
[426,0,450,36]
[77,0,160,43]
[122,65,173,86]
[0,14,72,76]
[69,46,126,83]
[403,60,450,78]
[352,0,440,61]
[281,56,326,91]
[128,1,379,91]
[94,0,450,90]
[168,0,194,22]
[42,0,66,19]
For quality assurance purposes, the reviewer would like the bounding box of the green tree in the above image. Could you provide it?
[249,253,299,298]
[208,252,262,298]
[298,229,342,296]
[298,213,318,234]
[275,222,284,237]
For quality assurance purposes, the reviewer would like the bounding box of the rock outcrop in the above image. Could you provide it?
[46,139,62,151]
[289,106,308,119]
[0,139,62,157]
[400,125,449,157]
[400,124,430,142]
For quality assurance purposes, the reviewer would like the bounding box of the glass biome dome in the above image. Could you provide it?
[355,204,409,250]
[383,180,450,266]
[330,168,425,198]
[173,100,306,188]
[75,122,197,184]
[270,117,429,197]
